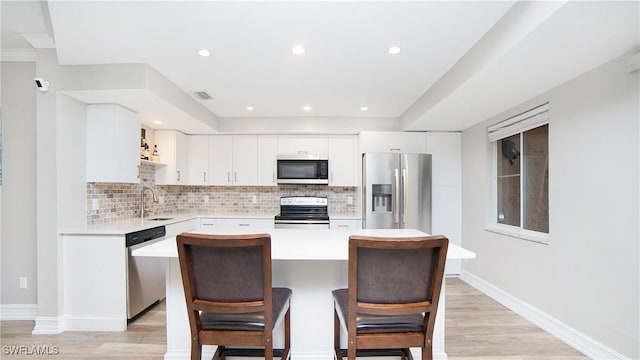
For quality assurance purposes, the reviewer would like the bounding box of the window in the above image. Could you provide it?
[488,103,549,242]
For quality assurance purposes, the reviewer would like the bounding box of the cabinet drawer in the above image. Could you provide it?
[217,218,274,229]
[330,219,362,229]
[199,218,218,229]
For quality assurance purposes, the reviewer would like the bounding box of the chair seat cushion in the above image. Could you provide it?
[332,288,424,334]
[200,287,292,331]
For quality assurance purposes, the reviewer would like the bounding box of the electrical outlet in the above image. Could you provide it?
[252,195,257,204]
[158,196,164,205]
[203,195,209,203]
[347,196,354,205]
[92,199,99,210]
[19,276,27,290]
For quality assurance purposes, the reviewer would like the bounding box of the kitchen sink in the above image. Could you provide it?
[147,217,174,221]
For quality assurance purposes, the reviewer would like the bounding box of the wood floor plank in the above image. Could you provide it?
[0,278,588,359]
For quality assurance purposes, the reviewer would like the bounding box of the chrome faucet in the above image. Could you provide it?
[140,186,159,218]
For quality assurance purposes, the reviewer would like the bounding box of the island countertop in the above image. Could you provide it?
[132,228,476,261]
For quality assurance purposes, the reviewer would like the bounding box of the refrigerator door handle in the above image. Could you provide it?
[394,168,400,224]
[402,167,408,226]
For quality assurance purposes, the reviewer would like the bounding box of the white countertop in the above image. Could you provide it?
[59,213,360,235]
[132,228,476,261]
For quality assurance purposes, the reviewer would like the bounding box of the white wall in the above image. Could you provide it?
[1,61,38,306]
[461,54,639,358]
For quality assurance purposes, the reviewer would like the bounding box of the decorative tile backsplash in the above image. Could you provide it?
[86,163,358,224]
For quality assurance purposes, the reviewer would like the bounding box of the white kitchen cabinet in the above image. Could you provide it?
[216,218,274,229]
[209,135,258,186]
[232,136,258,185]
[257,135,278,186]
[187,135,209,185]
[199,218,218,230]
[330,219,362,229]
[154,130,188,185]
[277,135,328,157]
[328,135,357,186]
[208,135,233,185]
[358,131,427,154]
[86,104,140,183]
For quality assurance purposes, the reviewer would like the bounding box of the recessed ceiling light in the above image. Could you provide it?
[388,46,401,55]
[246,106,254,111]
[360,106,369,111]
[303,105,312,111]
[153,120,163,124]
[292,45,306,55]
[196,49,210,57]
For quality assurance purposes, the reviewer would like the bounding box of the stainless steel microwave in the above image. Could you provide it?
[277,155,329,185]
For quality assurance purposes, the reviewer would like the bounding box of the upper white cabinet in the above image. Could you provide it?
[359,131,427,154]
[257,136,278,186]
[209,135,258,186]
[277,135,328,157]
[187,135,209,185]
[154,130,188,185]
[86,104,140,183]
[328,135,358,186]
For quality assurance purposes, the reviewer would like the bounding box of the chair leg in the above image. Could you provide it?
[422,342,433,360]
[333,308,341,359]
[190,339,201,360]
[282,307,291,360]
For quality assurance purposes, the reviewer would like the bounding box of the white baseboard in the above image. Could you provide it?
[459,270,629,360]
[0,304,37,320]
[63,316,127,332]
[32,316,63,334]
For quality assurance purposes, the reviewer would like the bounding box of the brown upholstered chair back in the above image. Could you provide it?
[356,246,436,304]
[177,233,271,305]
[187,244,265,302]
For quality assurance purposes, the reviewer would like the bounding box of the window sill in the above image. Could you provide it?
[485,224,550,244]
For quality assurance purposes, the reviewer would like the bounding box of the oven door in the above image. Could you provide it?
[274,219,330,229]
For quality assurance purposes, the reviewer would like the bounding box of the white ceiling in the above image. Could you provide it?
[2,1,639,133]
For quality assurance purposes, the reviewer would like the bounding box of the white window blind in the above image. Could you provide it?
[488,103,549,142]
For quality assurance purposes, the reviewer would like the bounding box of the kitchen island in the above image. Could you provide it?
[133,228,475,360]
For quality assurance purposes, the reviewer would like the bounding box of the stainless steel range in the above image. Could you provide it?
[274,196,329,229]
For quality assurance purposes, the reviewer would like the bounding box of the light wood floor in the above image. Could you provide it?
[0,278,587,359]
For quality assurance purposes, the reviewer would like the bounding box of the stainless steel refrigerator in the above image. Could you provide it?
[362,153,432,233]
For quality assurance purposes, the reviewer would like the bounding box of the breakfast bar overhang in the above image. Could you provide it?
[133,228,476,360]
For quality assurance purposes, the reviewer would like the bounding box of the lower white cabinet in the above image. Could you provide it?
[217,218,274,229]
[198,217,274,230]
[199,217,218,229]
[330,219,362,229]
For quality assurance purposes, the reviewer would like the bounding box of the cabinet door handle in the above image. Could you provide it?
[331,173,334,183]
[390,148,401,152]
[203,172,207,183]
[297,150,308,154]
[234,172,237,182]
[272,172,275,183]
[337,224,349,228]
[239,223,250,227]
[137,165,141,179]
[227,172,231,183]
[177,170,181,182]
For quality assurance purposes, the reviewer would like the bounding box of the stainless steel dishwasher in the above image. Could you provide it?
[125,226,166,319]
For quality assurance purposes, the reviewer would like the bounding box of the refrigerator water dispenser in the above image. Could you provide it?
[372,184,392,212]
